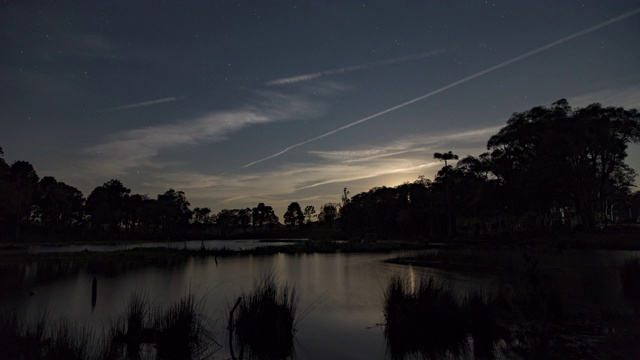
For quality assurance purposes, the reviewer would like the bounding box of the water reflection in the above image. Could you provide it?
[1,250,636,359]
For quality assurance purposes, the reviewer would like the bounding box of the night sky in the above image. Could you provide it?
[2,1,640,217]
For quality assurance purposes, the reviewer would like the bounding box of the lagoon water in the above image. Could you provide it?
[0,249,497,359]
[2,248,637,359]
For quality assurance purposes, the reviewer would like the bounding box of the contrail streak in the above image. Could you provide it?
[100,96,186,112]
[266,49,445,86]
[244,7,640,169]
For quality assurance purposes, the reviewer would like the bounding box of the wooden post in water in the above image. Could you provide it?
[91,277,97,309]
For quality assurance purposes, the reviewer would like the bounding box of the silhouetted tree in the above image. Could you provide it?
[283,202,304,228]
[341,185,428,240]
[433,151,459,167]
[122,194,151,232]
[215,209,238,237]
[251,203,278,230]
[303,205,316,224]
[192,207,212,225]
[488,99,640,229]
[0,147,10,236]
[85,179,131,232]
[7,161,40,238]
[318,203,338,224]
[0,147,8,175]
[238,208,252,232]
[434,151,458,237]
[339,188,350,216]
[36,176,84,228]
[156,189,192,234]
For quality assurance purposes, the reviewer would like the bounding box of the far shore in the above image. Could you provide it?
[0,226,638,266]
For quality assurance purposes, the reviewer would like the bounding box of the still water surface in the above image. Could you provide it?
[1,249,636,359]
[1,250,496,359]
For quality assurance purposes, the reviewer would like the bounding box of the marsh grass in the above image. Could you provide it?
[465,291,503,360]
[0,312,96,360]
[123,291,149,355]
[383,276,470,359]
[152,294,216,359]
[48,320,95,360]
[106,291,218,360]
[0,291,218,360]
[233,273,298,360]
[620,257,640,302]
[382,269,569,360]
[0,311,48,359]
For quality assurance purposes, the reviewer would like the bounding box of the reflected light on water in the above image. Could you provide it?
[408,264,417,294]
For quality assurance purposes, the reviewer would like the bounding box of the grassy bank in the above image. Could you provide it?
[386,247,640,359]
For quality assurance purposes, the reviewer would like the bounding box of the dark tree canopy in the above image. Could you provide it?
[85,179,131,232]
[252,203,278,230]
[303,205,316,224]
[283,202,304,228]
[434,151,459,167]
[36,176,84,227]
[318,203,338,224]
[487,99,639,228]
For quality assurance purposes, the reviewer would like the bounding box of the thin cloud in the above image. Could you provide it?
[86,92,324,177]
[296,162,439,190]
[266,49,445,86]
[244,7,640,169]
[308,126,500,163]
[570,85,640,109]
[100,96,186,112]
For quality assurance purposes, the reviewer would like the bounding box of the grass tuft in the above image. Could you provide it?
[233,273,298,360]
[152,293,216,359]
[620,257,640,302]
[383,276,469,359]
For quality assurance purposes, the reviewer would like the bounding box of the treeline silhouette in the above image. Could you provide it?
[1,99,639,242]
[342,99,640,240]
[0,158,341,242]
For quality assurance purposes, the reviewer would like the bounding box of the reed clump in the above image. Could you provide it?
[0,312,95,360]
[107,291,217,360]
[233,274,298,360]
[620,257,640,302]
[383,276,470,359]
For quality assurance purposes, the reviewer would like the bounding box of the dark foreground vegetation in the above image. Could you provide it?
[0,292,219,360]
[385,250,640,359]
[230,274,298,360]
[1,277,300,360]
[1,99,639,243]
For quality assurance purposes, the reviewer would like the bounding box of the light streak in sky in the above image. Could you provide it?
[266,49,445,86]
[243,7,640,169]
[100,96,186,112]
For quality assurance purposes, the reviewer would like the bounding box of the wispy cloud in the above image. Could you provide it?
[85,91,325,177]
[570,84,640,109]
[245,7,640,169]
[100,96,186,112]
[266,49,445,86]
[308,126,500,163]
